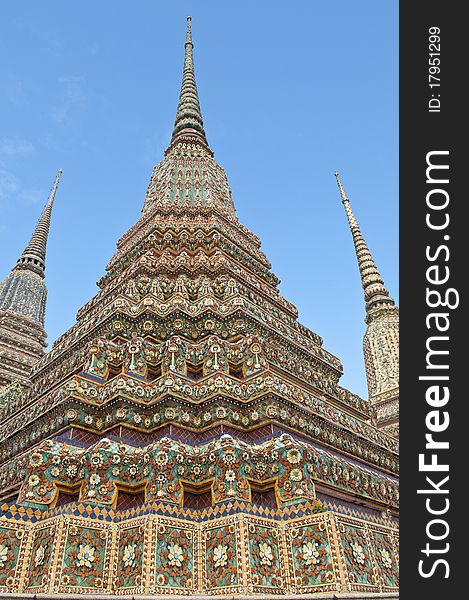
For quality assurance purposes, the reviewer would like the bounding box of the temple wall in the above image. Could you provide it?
[0,509,398,596]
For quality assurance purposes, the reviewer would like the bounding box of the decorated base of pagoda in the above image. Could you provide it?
[0,499,398,596]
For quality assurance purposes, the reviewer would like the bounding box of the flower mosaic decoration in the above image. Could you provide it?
[380,548,393,569]
[76,544,96,569]
[0,366,399,491]
[338,521,376,588]
[351,541,366,565]
[0,526,23,590]
[25,525,55,591]
[302,540,320,566]
[289,521,335,592]
[0,506,397,595]
[84,333,268,381]
[167,543,184,567]
[15,431,398,513]
[213,544,228,569]
[122,544,136,568]
[258,542,274,566]
[154,526,194,590]
[115,525,145,590]
[369,530,399,588]
[34,546,45,568]
[247,523,282,591]
[16,433,329,509]
[205,524,239,591]
[59,524,108,592]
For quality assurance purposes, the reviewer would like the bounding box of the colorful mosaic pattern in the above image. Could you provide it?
[204,520,240,593]
[115,523,145,591]
[57,520,111,593]
[13,433,397,512]
[0,522,27,592]
[369,527,399,589]
[25,522,56,591]
[288,519,336,592]
[154,524,196,591]
[339,521,376,589]
[0,510,397,594]
[245,519,284,592]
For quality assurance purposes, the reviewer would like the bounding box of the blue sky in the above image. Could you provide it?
[0,1,398,399]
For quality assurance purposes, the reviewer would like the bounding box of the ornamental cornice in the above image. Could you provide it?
[112,218,270,276]
[81,263,297,327]
[1,432,398,511]
[0,364,398,469]
[118,205,262,259]
[101,230,278,293]
[32,292,339,395]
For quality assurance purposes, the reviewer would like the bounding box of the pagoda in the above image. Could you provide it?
[0,19,398,597]
[0,169,61,392]
[335,174,399,438]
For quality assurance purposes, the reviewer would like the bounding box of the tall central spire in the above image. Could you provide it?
[170,16,208,147]
[141,18,235,216]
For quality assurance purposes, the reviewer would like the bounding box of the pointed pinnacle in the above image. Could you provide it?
[14,169,62,278]
[334,172,395,315]
[334,171,348,203]
[170,17,208,147]
[186,16,192,45]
